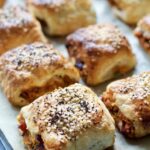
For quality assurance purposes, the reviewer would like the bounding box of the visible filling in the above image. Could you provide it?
[143,37,150,50]
[18,114,45,150]
[134,100,150,127]
[139,35,150,51]
[102,92,135,137]
[75,59,84,70]
[20,75,76,102]
[116,112,135,137]
[135,29,150,51]
[66,45,88,79]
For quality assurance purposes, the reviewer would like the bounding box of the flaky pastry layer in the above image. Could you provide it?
[0,42,80,106]
[66,23,136,85]
[27,0,96,36]
[18,83,115,150]
[0,5,47,55]
[102,72,150,138]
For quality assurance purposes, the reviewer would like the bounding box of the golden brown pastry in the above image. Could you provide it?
[0,42,80,107]
[134,14,150,52]
[109,0,150,25]
[17,83,115,150]
[0,0,5,7]
[102,72,150,138]
[66,24,136,86]
[0,5,47,55]
[27,0,96,36]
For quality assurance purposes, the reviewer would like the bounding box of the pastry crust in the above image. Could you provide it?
[0,42,80,107]
[0,5,47,55]
[102,72,150,138]
[17,83,115,150]
[134,14,150,52]
[66,24,136,85]
[109,0,150,25]
[27,0,96,36]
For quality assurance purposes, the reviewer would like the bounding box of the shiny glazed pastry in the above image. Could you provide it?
[17,83,115,150]
[0,42,80,106]
[134,14,150,52]
[66,23,136,85]
[102,72,150,138]
[0,5,47,55]
[27,0,96,36]
[108,0,150,25]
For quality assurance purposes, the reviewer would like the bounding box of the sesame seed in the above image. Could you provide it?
[111,72,150,101]
[0,42,63,72]
[30,84,103,141]
[0,6,33,29]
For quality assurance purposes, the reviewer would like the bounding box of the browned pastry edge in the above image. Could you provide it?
[0,6,47,55]
[102,72,150,137]
[66,24,136,85]
[17,83,115,150]
[27,0,96,36]
[0,42,80,106]
[17,108,103,150]
[108,0,150,25]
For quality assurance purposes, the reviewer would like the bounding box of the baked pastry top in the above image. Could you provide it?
[102,72,150,138]
[134,14,150,52]
[17,83,115,150]
[0,5,46,55]
[27,0,96,36]
[66,23,136,85]
[0,42,80,106]
[109,0,150,24]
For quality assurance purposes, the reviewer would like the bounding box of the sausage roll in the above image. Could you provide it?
[134,15,150,52]
[109,0,150,25]
[0,5,47,55]
[102,72,150,138]
[66,24,136,86]
[17,83,115,150]
[27,0,96,36]
[0,42,80,107]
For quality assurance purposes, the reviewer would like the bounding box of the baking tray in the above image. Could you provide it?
[0,0,150,149]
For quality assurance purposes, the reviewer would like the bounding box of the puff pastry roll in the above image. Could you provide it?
[27,0,96,36]
[17,83,115,150]
[0,42,80,107]
[134,15,150,52]
[0,5,46,55]
[66,24,136,85]
[109,0,150,25]
[102,72,150,138]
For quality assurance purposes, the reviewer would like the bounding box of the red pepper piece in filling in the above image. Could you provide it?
[19,122,27,135]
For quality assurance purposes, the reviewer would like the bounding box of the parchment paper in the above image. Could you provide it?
[0,0,150,150]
